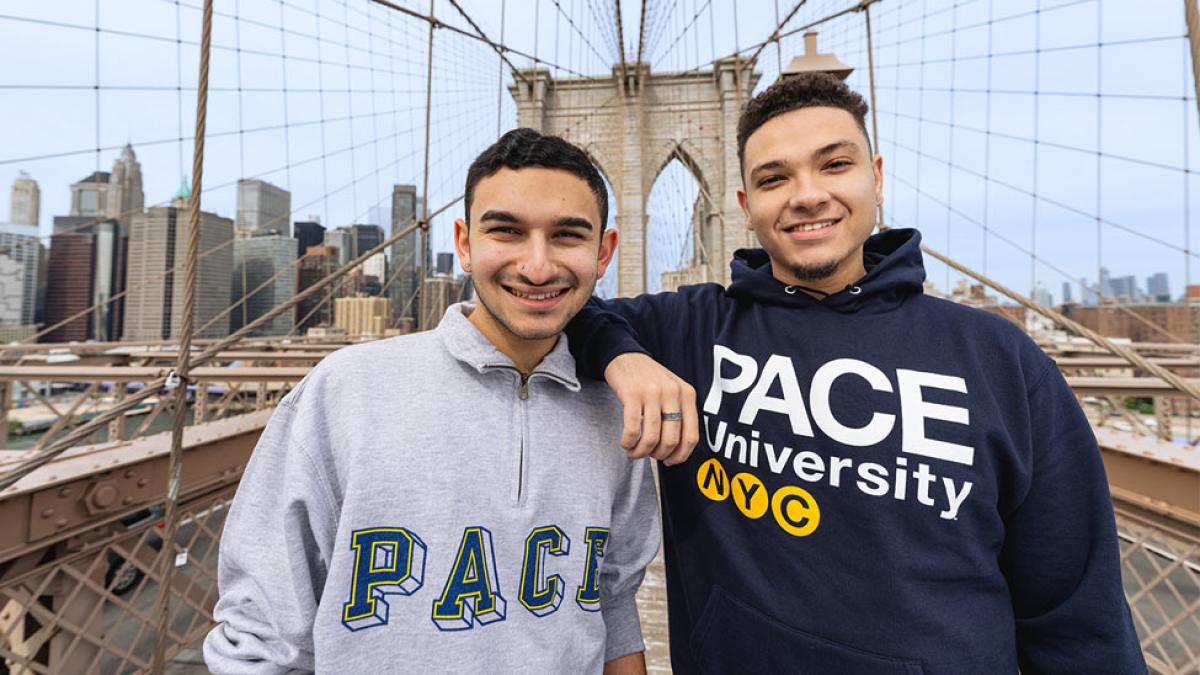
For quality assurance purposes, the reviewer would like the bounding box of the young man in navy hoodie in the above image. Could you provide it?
[565,72,1146,674]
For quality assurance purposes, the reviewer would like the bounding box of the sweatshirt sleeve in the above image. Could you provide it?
[1000,361,1147,674]
[203,396,339,675]
[564,288,708,380]
[600,458,662,662]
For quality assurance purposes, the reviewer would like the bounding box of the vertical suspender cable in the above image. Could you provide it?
[151,0,213,670]
[419,0,436,329]
[497,0,507,137]
[863,3,881,229]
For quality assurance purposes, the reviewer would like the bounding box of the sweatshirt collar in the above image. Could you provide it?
[726,228,926,314]
[436,303,581,391]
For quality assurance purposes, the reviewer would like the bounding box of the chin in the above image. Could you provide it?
[507,320,565,341]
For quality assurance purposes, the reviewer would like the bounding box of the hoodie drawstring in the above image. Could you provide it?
[784,283,864,298]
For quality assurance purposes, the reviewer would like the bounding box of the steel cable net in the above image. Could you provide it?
[758,1,1200,671]
[0,0,1198,672]
[0,1,570,672]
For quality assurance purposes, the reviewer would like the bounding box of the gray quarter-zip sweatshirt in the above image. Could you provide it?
[204,303,660,674]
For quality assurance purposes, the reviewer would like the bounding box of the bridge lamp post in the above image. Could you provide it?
[779,31,854,81]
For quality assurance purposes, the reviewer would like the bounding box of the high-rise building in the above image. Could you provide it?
[1147,272,1170,301]
[105,143,144,223]
[389,185,419,323]
[1031,286,1052,308]
[9,171,39,226]
[1080,278,1098,306]
[294,220,325,258]
[435,252,455,275]
[236,179,291,236]
[324,228,351,267]
[348,224,384,258]
[362,253,386,296]
[231,234,296,336]
[334,296,389,336]
[69,171,112,217]
[419,274,468,330]
[0,255,25,326]
[1110,275,1139,302]
[296,244,338,333]
[1061,282,1072,305]
[123,205,233,340]
[43,217,124,342]
[0,223,40,326]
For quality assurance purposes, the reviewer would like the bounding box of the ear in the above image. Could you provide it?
[596,228,618,278]
[736,187,753,231]
[453,218,471,272]
[873,154,884,207]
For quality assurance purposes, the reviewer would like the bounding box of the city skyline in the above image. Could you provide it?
[1,1,1193,309]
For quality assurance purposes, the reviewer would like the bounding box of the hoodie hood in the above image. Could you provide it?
[726,227,926,313]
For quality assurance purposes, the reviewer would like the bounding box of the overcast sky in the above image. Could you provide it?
[0,0,1195,302]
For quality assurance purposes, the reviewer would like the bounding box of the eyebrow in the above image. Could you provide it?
[749,140,864,180]
[749,159,788,179]
[478,210,594,231]
[551,216,594,231]
[814,140,861,158]
[478,209,519,223]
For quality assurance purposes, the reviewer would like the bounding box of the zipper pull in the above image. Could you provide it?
[517,375,529,401]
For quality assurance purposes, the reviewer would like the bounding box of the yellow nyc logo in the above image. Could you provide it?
[696,458,821,537]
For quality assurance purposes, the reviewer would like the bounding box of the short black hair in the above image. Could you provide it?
[736,72,872,174]
[464,128,608,229]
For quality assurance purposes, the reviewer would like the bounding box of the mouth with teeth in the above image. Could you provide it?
[782,217,841,240]
[502,284,570,309]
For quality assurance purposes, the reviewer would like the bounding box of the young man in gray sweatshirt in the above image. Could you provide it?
[204,128,663,674]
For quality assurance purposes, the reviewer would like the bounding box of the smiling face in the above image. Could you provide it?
[454,166,616,368]
[737,106,883,293]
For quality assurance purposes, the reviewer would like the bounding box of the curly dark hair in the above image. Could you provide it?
[464,127,608,229]
[736,72,871,174]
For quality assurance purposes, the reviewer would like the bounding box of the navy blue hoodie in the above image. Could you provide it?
[566,228,1145,674]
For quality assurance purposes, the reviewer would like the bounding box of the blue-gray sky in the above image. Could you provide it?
[1,0,1196,303]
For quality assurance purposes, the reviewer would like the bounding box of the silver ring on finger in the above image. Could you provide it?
[661,411,683,422]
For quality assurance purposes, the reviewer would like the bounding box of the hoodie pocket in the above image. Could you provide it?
[689,585,925,675]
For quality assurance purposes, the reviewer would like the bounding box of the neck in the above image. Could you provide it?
[467,305,557,375]
[774,253,867,298]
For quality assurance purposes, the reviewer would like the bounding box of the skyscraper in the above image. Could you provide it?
[296,244,338,333]
[293,220,325,258]
[1031,286,1053,308]
[419,273,468,330]
[1110,275,1139,302]
[0,255,24,326]
[389,185,419,323]
[69,171,112,217]
[0,223,40,326]
[1147,272,1170,301]
[9,171,39,226]
[324,228,351,267]
[105,143,144,223]
[1080,278,1099,306]
[44,217,124,342]
[236,179,292,236]
[1061,282,1073,305]
[231,234,296,336]
[347,224,384,258]
[123,205,233,340]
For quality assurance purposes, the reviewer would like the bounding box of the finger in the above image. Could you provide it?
[630,391,661,460]
[651,386,683,461]
[665,384,699,466]
[619,392,642,450]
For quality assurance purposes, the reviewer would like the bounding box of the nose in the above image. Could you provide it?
[517,234,555,284]
[787,174,831,214]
